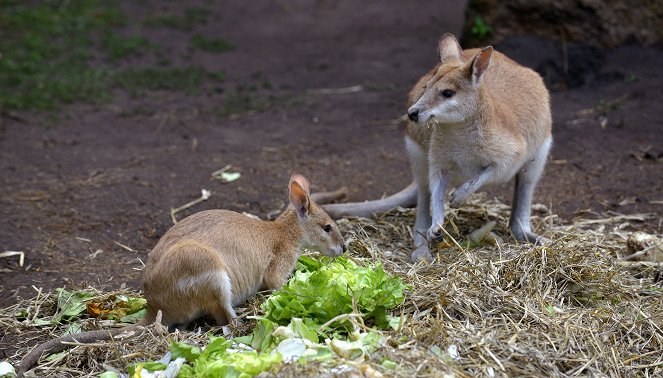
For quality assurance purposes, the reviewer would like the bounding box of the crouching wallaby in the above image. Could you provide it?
[18,173,345,377]
[323,33,552,262]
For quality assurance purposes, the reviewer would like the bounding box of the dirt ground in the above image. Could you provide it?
[1,0,662,346]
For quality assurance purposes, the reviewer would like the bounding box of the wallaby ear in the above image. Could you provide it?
[438,33,462,63]
[289,172,311,195]
[470,46,493,86]
[289,180,310,217]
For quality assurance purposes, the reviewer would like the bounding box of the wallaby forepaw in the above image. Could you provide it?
[449,191,468,208]
[411,245,433,262]
[427,226,445,243]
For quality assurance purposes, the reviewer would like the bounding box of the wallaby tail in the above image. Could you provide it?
[310,186,348,205]
[18,321,145,377]
[322,182,417,219]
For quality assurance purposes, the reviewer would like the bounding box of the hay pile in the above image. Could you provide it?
[2,196,662,377]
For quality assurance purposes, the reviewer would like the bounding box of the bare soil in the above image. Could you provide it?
[1,0,662,353]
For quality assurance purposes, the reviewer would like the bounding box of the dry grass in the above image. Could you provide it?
[2,196,662,377]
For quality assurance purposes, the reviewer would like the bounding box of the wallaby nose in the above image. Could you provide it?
[342,244,347,253]
[408,109,419,122]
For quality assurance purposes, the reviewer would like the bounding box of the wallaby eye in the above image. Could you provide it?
[441,89,455,98]
[322,224,332,233]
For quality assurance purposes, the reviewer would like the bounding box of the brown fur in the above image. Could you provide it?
[405,47,551,155]
[18,173,345,376]
[323,33,552,261]
[405,34,552,260]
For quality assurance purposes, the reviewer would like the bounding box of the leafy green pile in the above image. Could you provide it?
[262,256,408,330]
[86,294,147,324]
[127,256,409,377]
[20,288,146,327]
[166,336,283,378]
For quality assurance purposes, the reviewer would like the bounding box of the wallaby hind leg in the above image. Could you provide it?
[412,183,433,261]
[509,138,552,244]
[426,168,448,244]
[406,137,433,262]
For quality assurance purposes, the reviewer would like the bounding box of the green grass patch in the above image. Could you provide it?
[190,33,234,53]
[184,7,211,27]
[215,71,286,118]
[0,1,224,111]
[471,16,492,41]
[114,67,224,95]
[142,14,182,29]
[101,34,152,61]
[2,64,113,110]
[0,0,119,110]
[219,85,262,116]
[142,6,210,31]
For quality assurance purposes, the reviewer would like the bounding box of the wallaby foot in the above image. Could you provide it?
[229,317,244,328]
[221,317,245,337]
[511,227,550,245]
[169,322,190,332]
[411,243,433,262]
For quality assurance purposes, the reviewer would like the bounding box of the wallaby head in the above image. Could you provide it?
[408,33,493,125]
[288,173,346,256]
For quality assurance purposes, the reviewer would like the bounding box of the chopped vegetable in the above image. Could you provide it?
[262,256,409,330]
[87,295,147,323]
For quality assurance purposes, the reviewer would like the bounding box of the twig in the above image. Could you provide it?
[0,251,24,267]
[307,85,363,95]
[170,189,212,224]
[438,225,465,252]
[114,241,136,253]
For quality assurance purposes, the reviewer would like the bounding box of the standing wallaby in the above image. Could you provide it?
[323,33,552,261]
[18,172,345,377]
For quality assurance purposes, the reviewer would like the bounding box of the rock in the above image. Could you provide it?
[624,232,663,263]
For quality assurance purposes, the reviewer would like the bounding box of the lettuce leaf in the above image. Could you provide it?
[261,256,408,330]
